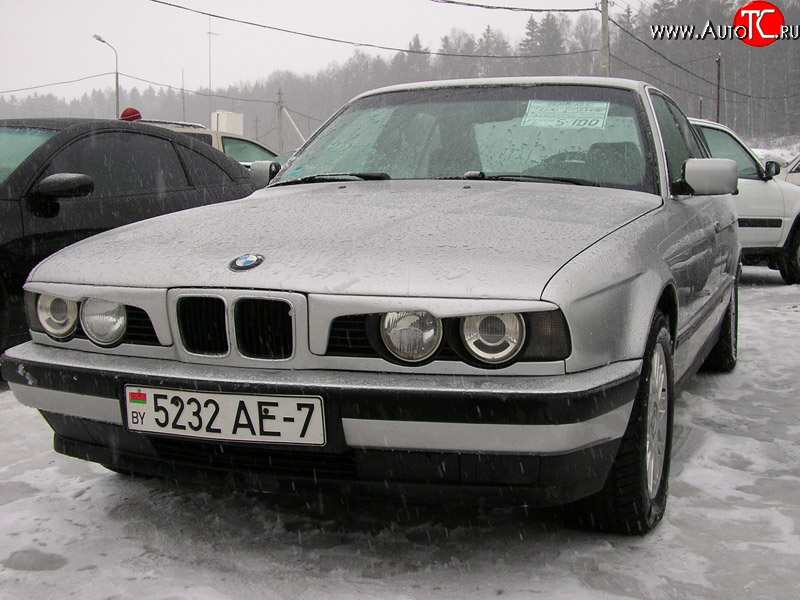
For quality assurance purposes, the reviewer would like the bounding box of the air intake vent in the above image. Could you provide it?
[177,296,228,355]
[123,306,161,345]
[235,298,293,359]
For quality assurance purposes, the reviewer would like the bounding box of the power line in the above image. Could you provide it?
[1,71,328,125]
[145,0,597,60]
[609,16,800,101]
[0,72,114,95]
[627,54,718,69]
[610,52,800,119]
[609,52,704,98]
[426,0,597,13]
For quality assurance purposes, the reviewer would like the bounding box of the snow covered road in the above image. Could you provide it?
[1,267,798,600]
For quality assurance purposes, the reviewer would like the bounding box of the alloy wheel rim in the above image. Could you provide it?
[645,344,669,499]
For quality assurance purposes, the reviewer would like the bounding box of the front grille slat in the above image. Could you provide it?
[177,296,229,355]
[235,298,293,359]
[123,306,160,345]
[174,294,294,360]
[326,314,374,356]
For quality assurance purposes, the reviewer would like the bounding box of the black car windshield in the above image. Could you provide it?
[273,84,656,193]
[0,127,56,185]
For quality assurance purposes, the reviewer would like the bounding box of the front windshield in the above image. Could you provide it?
[0,127,56,185]
[274,84,656,193]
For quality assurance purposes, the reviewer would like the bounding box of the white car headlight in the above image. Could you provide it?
[461,313,526,364]
[380,311,442,363]
[36,295,79,340]
[80,298,127,347]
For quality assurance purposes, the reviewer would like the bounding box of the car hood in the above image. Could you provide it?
[32,180,661,300]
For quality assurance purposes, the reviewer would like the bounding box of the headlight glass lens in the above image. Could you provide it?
[80,298,127,347]
[36,294,79,340]
[380,311,442,363]
[461,313,526,364]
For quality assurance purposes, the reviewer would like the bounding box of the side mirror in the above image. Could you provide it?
[33,173,94,198]
[682,158,738,196]
[764,160,781,179]
[250,160,281,189]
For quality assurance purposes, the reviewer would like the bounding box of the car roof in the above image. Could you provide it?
[0,117,251,196]
[688,117,727,129]
[0,117,114,130]
[0,117,205,139]
[352,76,654,101]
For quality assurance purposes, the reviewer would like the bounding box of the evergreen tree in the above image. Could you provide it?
[536,13,567,75]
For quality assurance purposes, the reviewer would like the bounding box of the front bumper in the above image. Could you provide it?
[2,342,642,505]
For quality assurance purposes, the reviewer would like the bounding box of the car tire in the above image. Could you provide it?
[567,311,674,535]
[104,465,153,478]
[701,278,738,372]
[779,227,800,284]
[0,278,9,353]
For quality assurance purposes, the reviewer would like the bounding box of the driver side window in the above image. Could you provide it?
[650,93,700,189]
[696,126,760,180]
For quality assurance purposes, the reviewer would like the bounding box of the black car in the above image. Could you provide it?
[0,118,256,352]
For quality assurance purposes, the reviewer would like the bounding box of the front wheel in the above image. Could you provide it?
[568,311,674,535]
[702,278,738,372]
[779,228,800,284]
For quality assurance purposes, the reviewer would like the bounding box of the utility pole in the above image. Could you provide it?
[277,88,284,153]
[207,17,219,92]
[601,0,610,77]
[716,53,722,122]
[181,69,186,122]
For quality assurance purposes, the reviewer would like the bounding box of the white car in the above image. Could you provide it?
[142,120,277,166]
[778,153,800,187]
[691,118,800,284]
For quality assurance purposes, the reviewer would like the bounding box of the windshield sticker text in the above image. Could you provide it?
[522,101,610,129]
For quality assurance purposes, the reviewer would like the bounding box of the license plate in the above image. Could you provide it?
[123,385,325,446]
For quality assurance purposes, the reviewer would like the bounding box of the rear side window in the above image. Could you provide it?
[177,145,234,185]
[44,131,187,195]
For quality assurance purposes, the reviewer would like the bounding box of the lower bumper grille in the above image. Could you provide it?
[150,438,359,479]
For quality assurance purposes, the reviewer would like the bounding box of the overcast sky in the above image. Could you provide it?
[2,0,642,104]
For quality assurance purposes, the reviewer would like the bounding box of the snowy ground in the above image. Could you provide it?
[0,266,798,600]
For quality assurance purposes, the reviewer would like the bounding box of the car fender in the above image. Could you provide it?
[541,212,677,374]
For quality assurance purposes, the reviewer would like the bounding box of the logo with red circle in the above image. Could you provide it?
[733,1,785,46]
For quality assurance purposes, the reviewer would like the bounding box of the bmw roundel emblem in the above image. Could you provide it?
[229,253,264,271]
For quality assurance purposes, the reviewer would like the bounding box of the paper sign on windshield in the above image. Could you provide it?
[522,100,610,129]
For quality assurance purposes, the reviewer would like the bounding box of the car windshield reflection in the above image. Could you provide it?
[274,84,656,193]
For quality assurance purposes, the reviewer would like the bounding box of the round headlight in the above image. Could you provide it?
[80,298,127,347]
[36,295,79,340]
[461,313,526,364]
[380,311,442,363]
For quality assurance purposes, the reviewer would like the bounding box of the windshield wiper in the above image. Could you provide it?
[437,171,594,186]
[484,173,594,186]
[272,172,391,186]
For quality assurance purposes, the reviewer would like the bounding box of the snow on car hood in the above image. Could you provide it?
[31,180,661,300]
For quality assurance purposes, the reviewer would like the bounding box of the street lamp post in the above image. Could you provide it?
[93,34,119,118]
